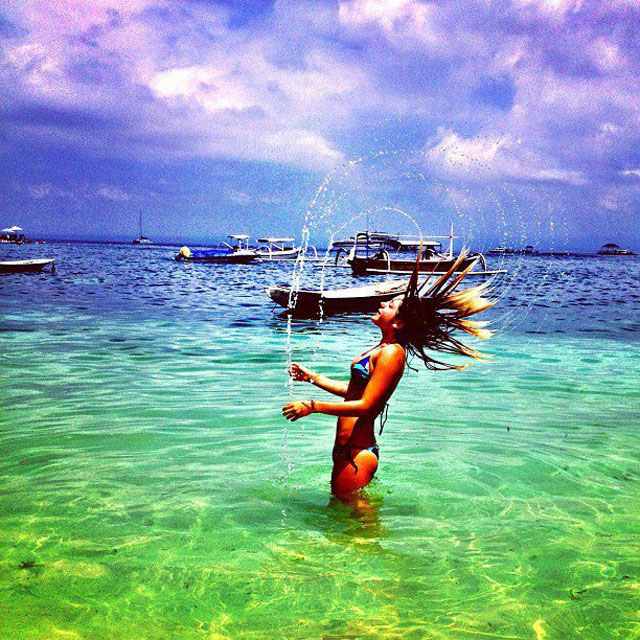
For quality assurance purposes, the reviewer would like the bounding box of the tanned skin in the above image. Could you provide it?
[283,297,406,497]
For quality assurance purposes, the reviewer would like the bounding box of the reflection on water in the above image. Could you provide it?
[328,488,386,543]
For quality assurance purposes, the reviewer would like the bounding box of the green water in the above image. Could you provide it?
[1,246,639,639]
[1,311,638,639]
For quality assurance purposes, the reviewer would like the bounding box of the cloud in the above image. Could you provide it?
[96,185,132,201]
[26,181,133,201]
[226,188,285,206]
[28,182,52,199]
[424,128,588,185]
[1,0,639,192]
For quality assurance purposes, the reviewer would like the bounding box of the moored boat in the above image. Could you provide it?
[345,226,501,276]
[175,234,258,263]
[132,211,152,244]
[0,258,55,274]
[490,245,538,255]
[489,245,517,254]
[1,226,26,245]
[266,278,409,316]
[255,237,301,260]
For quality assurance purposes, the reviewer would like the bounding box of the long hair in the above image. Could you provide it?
[396,249,495,370]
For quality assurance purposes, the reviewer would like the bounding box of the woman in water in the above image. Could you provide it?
[282,254,495,497]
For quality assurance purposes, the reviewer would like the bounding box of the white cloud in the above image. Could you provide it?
[28,182,52,199]
[96,186,132,201]
[424,128,587,185]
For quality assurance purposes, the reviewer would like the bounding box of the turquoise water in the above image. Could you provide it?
[1,243,638,639]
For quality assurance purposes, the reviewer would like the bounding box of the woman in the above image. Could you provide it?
[282,253,494,497]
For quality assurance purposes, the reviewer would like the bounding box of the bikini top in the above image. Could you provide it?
[351,349,391,435]
[351,352,373,382]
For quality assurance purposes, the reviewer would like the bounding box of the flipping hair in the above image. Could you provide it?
[396,249,495,370]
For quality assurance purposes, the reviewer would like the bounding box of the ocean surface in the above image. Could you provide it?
[0,242,638,640]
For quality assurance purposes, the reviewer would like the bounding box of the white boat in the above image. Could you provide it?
[489,245,517,255]
[175,234,258,264]
[132,211,152,245]
[255,237,301,260]
[0,258,55,274]
[344,225,503,277]
[490,245,537,255]
[597,243,635,256]
[1,226,25,245]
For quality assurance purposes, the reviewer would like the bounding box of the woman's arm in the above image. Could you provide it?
[283,345,405,421]
[288,363,348,397]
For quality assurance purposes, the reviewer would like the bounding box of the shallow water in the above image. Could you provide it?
[1,243,638,639]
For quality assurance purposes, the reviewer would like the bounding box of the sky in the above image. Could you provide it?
[1,0,639,250]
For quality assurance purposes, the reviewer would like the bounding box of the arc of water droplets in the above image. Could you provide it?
[278,143,568,477]
[432,139,569,334]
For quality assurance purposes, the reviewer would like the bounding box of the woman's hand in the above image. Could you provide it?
[288,362,315,383]
[282,400,316,421]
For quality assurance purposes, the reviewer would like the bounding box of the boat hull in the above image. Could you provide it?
[0,258,55,274]
[266,280,408,316]
[349,254,480,276]
[175,250,257,264]
[255,248,301,261]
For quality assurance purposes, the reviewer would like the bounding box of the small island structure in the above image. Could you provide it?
[597,243,635,256]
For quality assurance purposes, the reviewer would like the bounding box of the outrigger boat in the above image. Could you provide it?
[255,237,301,260]
[175,234,258,264]
[267,250,505,316]
[266,278,409,316]
[344,225,502,277]
[0,258,55,274]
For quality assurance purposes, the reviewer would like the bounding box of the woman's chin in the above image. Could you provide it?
[371,314,381,326]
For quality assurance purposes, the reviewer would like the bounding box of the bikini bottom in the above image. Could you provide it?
[333,444,379,473]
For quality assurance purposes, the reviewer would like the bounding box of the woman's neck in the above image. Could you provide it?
[379,328,398,345]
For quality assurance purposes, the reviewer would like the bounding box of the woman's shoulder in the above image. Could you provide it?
[377,343,406,360]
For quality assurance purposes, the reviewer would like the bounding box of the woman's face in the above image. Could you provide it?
[372,296,403,329]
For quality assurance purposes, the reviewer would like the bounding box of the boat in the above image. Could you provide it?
[132,211,152,245]
[345,226,501,276]
[266,278,410,316]
[0,258,55,274]
[255,237,301,260]
[489,245,517,255]
[1,226,26,245]
[175,234,258,263]
[597,243,635,256]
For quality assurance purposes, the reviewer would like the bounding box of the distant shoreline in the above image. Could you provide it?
[4,238,637,258]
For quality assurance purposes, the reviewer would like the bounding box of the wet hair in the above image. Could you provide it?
[396,250,495,371]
